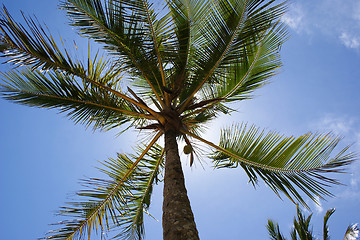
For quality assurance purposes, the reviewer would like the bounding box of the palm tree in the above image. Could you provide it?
[0,0,355,239]
[267,206,360,240]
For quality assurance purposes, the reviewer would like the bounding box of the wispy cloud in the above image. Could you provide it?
[282,3,307,34]
[314,196,324,214]
[286,0,360,51]
[338,162,360,201]
[303,195,323,215]
[337,186,360,200]
[340,32,360,50]
[352,1,360,22]
[310,115,360,200]
[310,114,360,154]
[310,114,356,136]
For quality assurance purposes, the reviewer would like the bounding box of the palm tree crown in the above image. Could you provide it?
[0,0,355,239]
[267,206,360,240]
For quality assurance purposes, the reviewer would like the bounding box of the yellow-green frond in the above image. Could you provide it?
[45,140,164,240]
[209,124,355,207]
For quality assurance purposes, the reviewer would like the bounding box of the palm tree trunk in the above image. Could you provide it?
[163,129,199,240]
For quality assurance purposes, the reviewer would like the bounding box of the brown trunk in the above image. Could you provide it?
[162,130,199,240]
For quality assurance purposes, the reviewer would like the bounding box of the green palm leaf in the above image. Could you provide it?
[45,138,164,240]
[60,0,174,102]
[188,22,287,117]
[268,207,359,240]
[178,0,287,111]
[0,68,155,131]
[0,6,78,71]
[203,23,288,103]
[209,124,355,207]
[166,0,210,94]
[0,8,160,118]
[344,224,360,240]
[0,1,356,239]
[267,220,286,240]
[293,206,314,240]
[323,208,335,240]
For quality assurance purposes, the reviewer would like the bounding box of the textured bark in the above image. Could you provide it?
[163,130,199,240]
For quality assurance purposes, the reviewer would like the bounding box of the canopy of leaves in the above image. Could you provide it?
[0,0,356,239]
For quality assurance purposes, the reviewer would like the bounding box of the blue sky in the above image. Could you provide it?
[0,0,359,239]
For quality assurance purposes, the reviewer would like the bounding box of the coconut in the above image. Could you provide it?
[183,145,193,154]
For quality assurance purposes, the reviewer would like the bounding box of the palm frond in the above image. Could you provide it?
[0,68,155,131]
[111,144,165,239]
[201,22,287,105]
[344,224,360,240]
[166,0,211,96]
[60,0,174,104]
[182,103,233,136]
[323,208,335,240]
[269,206,359,240]
[0,7,163,120]
[186,123,355,207]
[122,0,178,104]
[0,6,78,71]
[141,1,166,87]
[267,219,286,240]
[44,133,163,240]
[178,0,287,111]
[292,206,314,240]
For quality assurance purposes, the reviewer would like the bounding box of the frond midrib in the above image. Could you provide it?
[1,83,155,120]
[65,0,165,106]
[142,0,166,92]
[179,1,249,112]
[65,132,162,240]
[132,149,164,230]
[0,15,162,119]
[223,34,265,99]
[182,129,349,174]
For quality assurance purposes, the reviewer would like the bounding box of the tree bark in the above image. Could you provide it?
[163,130,199,240]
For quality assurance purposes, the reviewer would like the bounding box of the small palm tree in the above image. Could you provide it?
[267,206,360,240]
[0,0,355,239]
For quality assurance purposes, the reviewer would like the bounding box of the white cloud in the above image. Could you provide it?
[314,196,323,214]
[310,115,360,157]
[342,160,360,200]
[338,187,360,200]
[286,0,360,51]
[311,115,355,136]
[310,115,360,200]
[282,3,306,34]
[338,170,360,200]
[340,32,360,50]
[350,174,359,188]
